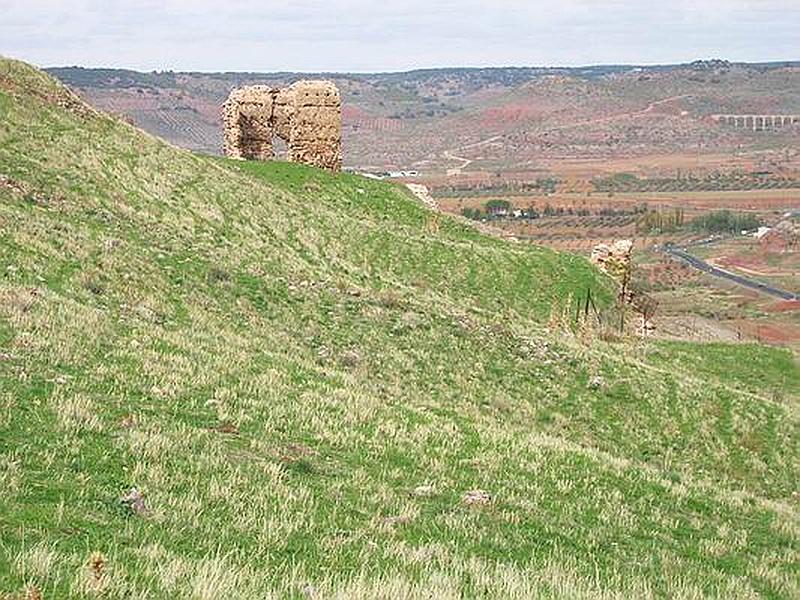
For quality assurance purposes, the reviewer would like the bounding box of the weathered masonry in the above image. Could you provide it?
[222,81,342,171]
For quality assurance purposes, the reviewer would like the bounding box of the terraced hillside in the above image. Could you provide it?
[1,59,799,598]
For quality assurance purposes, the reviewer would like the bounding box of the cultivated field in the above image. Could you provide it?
[436,189,800,253]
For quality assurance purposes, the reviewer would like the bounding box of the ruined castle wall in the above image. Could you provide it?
[273,88,294,141]
[222,85,277,161]
[222,80,341,171]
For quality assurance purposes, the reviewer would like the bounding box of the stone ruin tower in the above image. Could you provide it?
[222,80,342,171]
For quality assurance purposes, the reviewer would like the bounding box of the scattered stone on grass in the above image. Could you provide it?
[412,484,435,497]
[462,489,493,506]
[381,515,412,527]
[120,487,147,516]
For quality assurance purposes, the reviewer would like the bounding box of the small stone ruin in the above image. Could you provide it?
[590,239,633,281]
[591,239,657,335]
[222,81,342,171]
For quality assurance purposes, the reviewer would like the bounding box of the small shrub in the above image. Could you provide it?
[207,266,231,284]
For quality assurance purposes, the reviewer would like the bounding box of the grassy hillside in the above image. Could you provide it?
[1,58,798,598]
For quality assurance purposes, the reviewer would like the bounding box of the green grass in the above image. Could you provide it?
[646,341,800,399]
[1,58,799,598]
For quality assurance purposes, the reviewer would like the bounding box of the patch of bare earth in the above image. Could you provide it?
[652,315,741,343]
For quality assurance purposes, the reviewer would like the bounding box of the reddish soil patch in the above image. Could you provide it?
[765,300,800,313]
[716,255,764,270]
[479,103,545,126]
[759,230,792,253]
[342,105,369,120]
[733,320,800,344]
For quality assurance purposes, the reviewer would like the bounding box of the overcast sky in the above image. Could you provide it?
[1,1,798,73]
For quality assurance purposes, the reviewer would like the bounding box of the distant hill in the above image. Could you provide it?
[1,58,799,597]
[48,61,800,172]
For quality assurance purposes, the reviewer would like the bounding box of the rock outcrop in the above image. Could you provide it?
[592,239,657,334]
[591,239,633,282]
[222,81,341,171]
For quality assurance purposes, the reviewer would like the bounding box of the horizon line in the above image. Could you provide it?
[40,58,800,77]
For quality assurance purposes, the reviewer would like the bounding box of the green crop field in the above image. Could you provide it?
[1,58,798,598]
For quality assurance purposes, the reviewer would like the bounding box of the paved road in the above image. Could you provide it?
[661,244,798,301]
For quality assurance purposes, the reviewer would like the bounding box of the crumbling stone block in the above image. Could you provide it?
[591,239,658,334]
[222,81,342,171]
[591,239,633,282]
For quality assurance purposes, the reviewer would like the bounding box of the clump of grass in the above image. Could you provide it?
[206,266,230,285]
